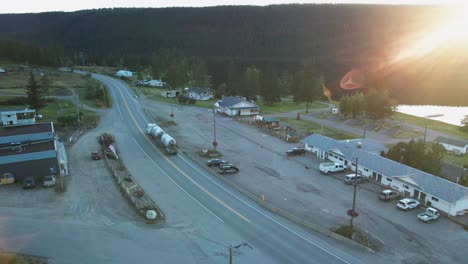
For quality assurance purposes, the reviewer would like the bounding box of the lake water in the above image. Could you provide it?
[396,105,468,126]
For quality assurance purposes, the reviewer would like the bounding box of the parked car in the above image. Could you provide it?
[418,207,440,223]
[286,147,306,156]
[91,151,101,160]
[207,159,227,167]
[0,173,15,185]
[42,175,56,187]
[397,198,420,211]
[344,174,366,185]
[319,162,345,174]
[23,177,36,189]
[219,164,240,174]
[379,189,400,201]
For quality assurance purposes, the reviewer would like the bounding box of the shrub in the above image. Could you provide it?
[188,98,196,105]
[98,132,115,147]
[178,95,188,104]
[57,115,77,127]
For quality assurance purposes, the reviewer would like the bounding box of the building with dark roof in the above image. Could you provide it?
[215,96,260,116]
[0,108,36,126]
[0,122,66,181]
[435,136,468,155]
[301,134,468,216]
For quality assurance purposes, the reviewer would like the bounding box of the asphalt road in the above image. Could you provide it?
[89,73,378,264]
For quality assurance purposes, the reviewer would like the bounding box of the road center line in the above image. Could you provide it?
[108,78,250,223]
[133,139,224,223]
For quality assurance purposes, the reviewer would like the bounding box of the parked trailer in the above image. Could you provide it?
[160,133,178,155]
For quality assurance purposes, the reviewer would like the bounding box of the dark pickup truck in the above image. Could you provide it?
[286,147,306,156]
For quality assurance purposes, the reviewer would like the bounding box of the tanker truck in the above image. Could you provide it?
[160,133,178,155]
[150,125,165,140]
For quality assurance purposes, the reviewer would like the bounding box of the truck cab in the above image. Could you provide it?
[319,162,345,174]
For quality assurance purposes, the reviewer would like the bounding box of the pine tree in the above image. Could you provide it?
[26,72,46,110]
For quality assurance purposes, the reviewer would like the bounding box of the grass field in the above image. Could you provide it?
[392,130,422,139]
[443,154,468,168]
[278,117,358,140]
[393,112,468,139]
[259,100,328,114]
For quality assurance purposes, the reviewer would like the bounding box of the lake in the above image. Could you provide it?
[396,105,468,126]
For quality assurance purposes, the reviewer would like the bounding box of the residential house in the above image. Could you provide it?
[302,134,468,216]
[187,87,213,101]
[116,70,133,78]
[0,68,6,74]
[147,79,166,87]
[215,96,260,116]
[161,90,181,98]
[435,136,468,155]
[0,122,68,180]
[0,108,36,126]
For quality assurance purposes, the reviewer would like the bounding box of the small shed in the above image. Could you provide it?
[262,117,280,129]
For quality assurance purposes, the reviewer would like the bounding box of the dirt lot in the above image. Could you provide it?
[142,98,468,264]
[0,122,136,225]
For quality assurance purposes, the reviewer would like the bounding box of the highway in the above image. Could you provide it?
[91,73,375,264]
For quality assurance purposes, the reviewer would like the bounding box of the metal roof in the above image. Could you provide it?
[435,136,468,148]
[187,87,211,95]
[0,150,56,165]
[217,96,244,107]
[0,122,53,137]
[302,134,468,204]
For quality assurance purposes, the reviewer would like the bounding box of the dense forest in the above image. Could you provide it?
[0,4,466,105]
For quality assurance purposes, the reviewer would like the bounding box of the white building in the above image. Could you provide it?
[302,134,468,216]
[148,79,166,87]
[0,108,36,126]
[215,96,260,116]
[435,136,468,155]
[160,90,181,98]
[187,87,214,101]
[115,70,133,78]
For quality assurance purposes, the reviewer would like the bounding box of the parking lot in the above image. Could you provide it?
[0,119,136,225]
[143,98,468,264]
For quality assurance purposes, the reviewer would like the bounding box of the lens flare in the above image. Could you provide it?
[340,69,365,90]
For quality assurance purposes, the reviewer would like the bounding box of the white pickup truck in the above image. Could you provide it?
[417,207,440,223]
[319,162,345,174]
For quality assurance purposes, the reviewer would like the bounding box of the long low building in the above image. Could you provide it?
[301,134,468,216]
[0,122,67,180]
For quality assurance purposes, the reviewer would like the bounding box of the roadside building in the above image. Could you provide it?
[147,79,166,87]
[302,134,468,216]
[0,68,6,74]
[187,87,214,101]
[215,96,260,116]
[160,89,181,98]
[0,122,68,181]
[262,117,280,129]
[435,136,468,155]
[0,108,36,126]
[116,70,133,78]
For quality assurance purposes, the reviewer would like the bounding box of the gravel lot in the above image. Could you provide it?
[143,98,468,264]
[0,113,137,226]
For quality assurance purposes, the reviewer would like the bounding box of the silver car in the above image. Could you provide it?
[43,175,56,187]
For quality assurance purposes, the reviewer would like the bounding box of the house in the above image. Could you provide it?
[0,108,36,126]
[0,68,6,74]
[262,117,280,129]
[215,96,260,116]
[187,87,213,101]
[161,90,181,98]
[0,122,68,180]
[147,79,166,87]
[116,70,133,78]
[301,134,468,216]
[435,136,468,155]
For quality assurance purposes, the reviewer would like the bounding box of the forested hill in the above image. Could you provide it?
[1,4,466,105]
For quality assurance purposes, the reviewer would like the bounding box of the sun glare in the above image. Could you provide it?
[393,4,468,63]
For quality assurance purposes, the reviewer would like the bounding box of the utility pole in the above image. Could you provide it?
[229,245,233,264]
[350,157,358,229]
[423,123,427,143]
[213,107,218,150]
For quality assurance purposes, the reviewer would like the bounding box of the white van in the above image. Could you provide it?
[344,173,365,185]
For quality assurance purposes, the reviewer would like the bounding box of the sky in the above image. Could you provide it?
[0,0,463,14]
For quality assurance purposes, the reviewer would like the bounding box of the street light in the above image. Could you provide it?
[213,107,218,150]
[423,114,444,142]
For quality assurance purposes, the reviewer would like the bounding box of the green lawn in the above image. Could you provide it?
[259,100,328,114]
[277,117,358,140]
[393,112,468,139]
[443,154,468,168]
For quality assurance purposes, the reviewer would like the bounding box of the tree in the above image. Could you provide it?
[364,88,396,120]
[296,64,322,113]
[460,115,468,133]
[26,72,46,110]
[382,139,445,175]
[242,66,261,101]
[339,96,351,118]
[278,70,293,96]
[261,65,280,105]
[349,92,365,118]
[190,60,211,87]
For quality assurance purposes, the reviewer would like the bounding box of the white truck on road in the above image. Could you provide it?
[319,162,345,174]
[417,207,440,223]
